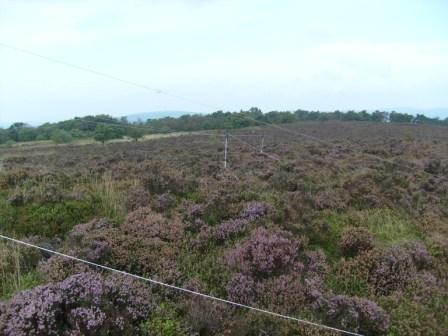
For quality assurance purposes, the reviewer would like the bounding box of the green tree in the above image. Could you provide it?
[51,130,73,144]
[94,124,119,144]
[127,127,145,142]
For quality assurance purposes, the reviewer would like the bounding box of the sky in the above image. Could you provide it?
[0,0,447,126]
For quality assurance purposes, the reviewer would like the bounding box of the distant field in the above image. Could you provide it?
[0,131,201,149]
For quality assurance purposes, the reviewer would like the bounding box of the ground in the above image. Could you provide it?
[0,121,447,335]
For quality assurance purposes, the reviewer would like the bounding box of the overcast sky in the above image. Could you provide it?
[0,0,447,125]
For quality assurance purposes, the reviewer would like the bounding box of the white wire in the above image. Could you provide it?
[229,134,281,162]
[0,234,363,336]
[0,42,434,176]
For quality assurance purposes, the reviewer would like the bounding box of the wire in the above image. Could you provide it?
[232,114,433,175]
[0,233,363,336]
[0,42,217,111]
[0,42,434,175]
[229,134,281,162]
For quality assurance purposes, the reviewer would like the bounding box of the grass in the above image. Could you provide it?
[308,207,420,261]
[85,173,127,223]
[178,245,229,297]
[0,242,41,300]
[1,270,41,300]
[0,131,203,150]
[322,207,419,244]
[141,303,187,336]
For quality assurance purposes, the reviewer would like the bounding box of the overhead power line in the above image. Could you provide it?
[0,42,435,175]
[229,134,280,162]
[0,233,364,336]
[0,42,216,111]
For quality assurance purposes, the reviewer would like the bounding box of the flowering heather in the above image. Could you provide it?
[339,227,374,256]
[123,206,183,241]
[84,240,111,263]
[321,295,390,335]
[257,272,306,313]
[69,306,107,333]
[225,227,300,276]
[214,218,249,241]
[152,193,175,212]
[124,186,150,211]
[403,241,432,270]
[184,203,206,231]
[38,254,90,283]
[369,246,418,296]
[192,226,214,250]
[304,276,326,306]
[67,219,112,242]
[0,272,153,336]
[0,284,64,336]
[185,203,206,220]
[203,202,268,243]
[304,250,328,275]
[226,273,257,305]
[239,202,268,221]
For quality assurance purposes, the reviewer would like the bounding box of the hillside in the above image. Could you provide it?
[0,120,447,335]
[1,108,447,145]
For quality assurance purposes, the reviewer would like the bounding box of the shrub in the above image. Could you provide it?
[122,207,183,242]
[151,193,176,212]
[257,272,306,313]
[339,227,374,256]
[369,246,417,296]
[9,201,96,237]
[320,295,390,335]
[403,241,432,270]
[304,250,328,276]
[141,303,188,336]
[239,202,268,221]
[312,188,350,212]
[124,186,150,212]
[67,219,113,242]
[141,163,197,196]
[51,130,73,144]
[333,242,431,297]
[0,272,154,336]
[38,254,90,283]
[182,298,229,336]
[184,203,206,220]
[214,218,249,242]
[225,228,301,277]
[225,273,257,305]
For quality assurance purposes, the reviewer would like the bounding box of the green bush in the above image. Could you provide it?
[51,129,73,144]
[0,197,18,230]
[141,303,187,336]
[2,201,96,237]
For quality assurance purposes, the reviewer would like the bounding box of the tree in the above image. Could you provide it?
[51,130,73,144]
[127,127,145,142]
[389,111,413,123]
[94,124,119,144]
[0,129,10,144]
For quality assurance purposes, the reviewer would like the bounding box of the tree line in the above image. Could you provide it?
[1,108,446,145]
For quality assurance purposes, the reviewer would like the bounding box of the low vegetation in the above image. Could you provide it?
[0,120,447,335]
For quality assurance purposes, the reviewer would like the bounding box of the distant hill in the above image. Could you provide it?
[125,110,201,123]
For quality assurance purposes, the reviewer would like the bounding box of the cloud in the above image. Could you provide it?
[0,0,447,124]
